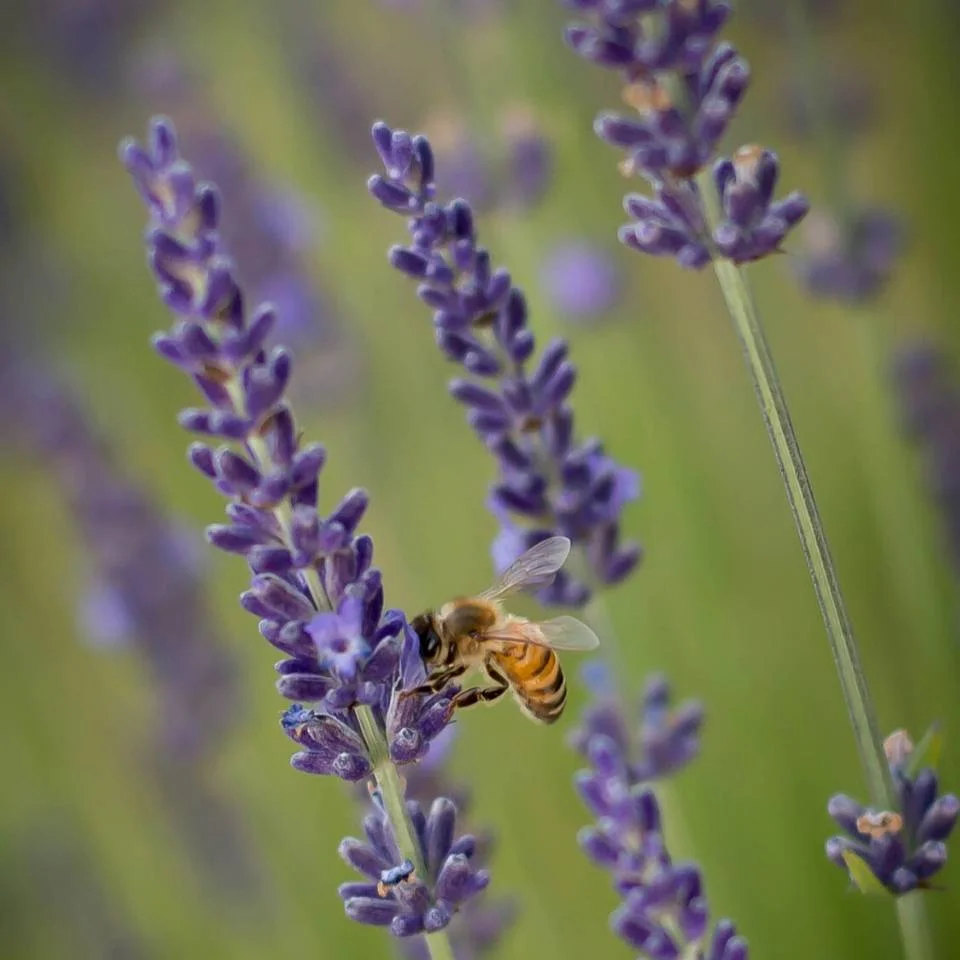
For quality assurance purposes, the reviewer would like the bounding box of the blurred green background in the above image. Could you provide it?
[1,0,959,957]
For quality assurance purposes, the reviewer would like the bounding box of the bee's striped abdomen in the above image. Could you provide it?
[499,643,567,725]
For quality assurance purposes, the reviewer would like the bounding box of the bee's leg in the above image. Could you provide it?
[401,663,468,698]
[451,673,509,712]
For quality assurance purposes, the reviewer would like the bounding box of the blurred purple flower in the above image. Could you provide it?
[422,108,554,214]
[793,208,903,303]
[539,241,622,320]
[15,0,159,95]
[2,353,239,761]
[369,121,641,605]
[500,105,553,210]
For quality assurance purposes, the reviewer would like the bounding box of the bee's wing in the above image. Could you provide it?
[478,536,572,602]
[485,616,600,652]
[536,615,600,651]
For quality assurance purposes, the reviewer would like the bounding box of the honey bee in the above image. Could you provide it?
[405,536,599,725]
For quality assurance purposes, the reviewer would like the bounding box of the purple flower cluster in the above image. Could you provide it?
[136,52,345,359]
[539,241,622,322]
[423,107,553,214]
[120,116,497,941]
[755,0,903,300]
[826,730,958,894]
[563,0,809,267]
[339,794,489,937]
[121,116,455,780]
[368,122,641,605]
[793,208,903,303]
[571,667,744,959]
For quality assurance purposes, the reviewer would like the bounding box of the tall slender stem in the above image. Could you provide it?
[695,179,895,810]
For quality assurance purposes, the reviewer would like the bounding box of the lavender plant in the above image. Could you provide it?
[119,115,494,959]
[556,0,950,954]
[137,52,346,361]
[367,121,641,606]
[366,120,742,958]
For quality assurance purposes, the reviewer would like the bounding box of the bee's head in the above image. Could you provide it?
[411,612,443,665]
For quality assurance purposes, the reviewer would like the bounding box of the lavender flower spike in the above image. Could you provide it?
[368,121,641,606]
[340,796,489,937]
[827,729,958,895]
[564,0,809,268]
[120,117,471,948]
[571,664,745,959]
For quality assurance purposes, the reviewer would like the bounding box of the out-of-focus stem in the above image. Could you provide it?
[695,176,895,812]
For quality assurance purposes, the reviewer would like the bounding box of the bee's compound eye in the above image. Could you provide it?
[422,630,441,660]
[412,614,442,661]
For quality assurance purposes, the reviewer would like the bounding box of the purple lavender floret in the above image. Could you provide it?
[793,208,903,303]
[571,664,742,958]
[120,116,453,776]
[620,181,711,268]
[561,0,808,268]
[595,44,749,182]
[339,797,490,937]
[711,147,810,264]
[368,122,641,606]
[136,53,343,356]
[826,730,959,895]
[564,1,730,79]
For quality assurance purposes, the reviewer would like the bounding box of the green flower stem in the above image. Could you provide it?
[694,179,895,811]
[356,706,457,960]
[224,380,457,960]
[896,894,935,960]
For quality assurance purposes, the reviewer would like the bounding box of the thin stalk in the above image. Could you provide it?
[694,179,896,811]
[896,895,935,960]
[224,381,456,960]
[356,706,457,960]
